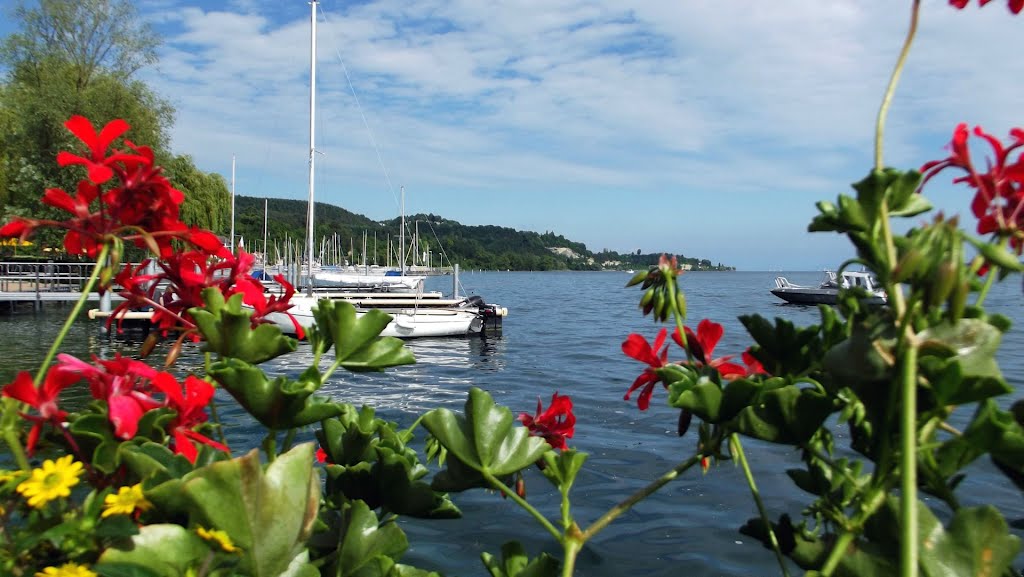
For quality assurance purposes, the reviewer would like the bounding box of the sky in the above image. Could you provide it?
[4,0,1023,270]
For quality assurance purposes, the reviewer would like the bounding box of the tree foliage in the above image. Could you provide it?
[0,0,230,257]
[231,195,730,271]
[2,0,158,89]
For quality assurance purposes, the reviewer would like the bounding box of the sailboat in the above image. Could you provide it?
[312,185,426,291]
[264,0,505,338]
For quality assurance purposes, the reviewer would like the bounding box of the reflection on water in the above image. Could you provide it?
[3,271,1024,577]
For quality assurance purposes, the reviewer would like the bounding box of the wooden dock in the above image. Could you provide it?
[0,261,126,311]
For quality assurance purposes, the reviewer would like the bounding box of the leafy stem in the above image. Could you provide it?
[731,434,791,577]
[34,243,111,387]
[580,453,701,542]
[899,341,920,577]
[1,398,30,471]
[875,0,921,171]
[484,471,562,542]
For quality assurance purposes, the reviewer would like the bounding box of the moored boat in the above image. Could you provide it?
[770,270,887,305]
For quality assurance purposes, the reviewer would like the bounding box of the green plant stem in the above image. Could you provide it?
[281,428,297,454]
[820,486,889,576]
[899,343,920,577]
[484,472,562,542]
[731,434,791,577]
[976,264,999,306]
[821,531,856,576]
[580,453,700,542]
[263,432,277,463]
[1,398,30,471]
[33,244,111,386]
[561,536,583,577]
[560,484,572,532]
[875,0,921,172]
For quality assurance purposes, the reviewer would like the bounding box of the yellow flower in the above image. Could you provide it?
[16,455,84,509]
[197,526,240,553]
[102,484,152,518]
[35,562,98,577]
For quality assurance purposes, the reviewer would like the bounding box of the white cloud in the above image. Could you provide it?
[133,0,1023,270]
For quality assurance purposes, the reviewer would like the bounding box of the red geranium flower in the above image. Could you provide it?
[675,319,746,378]
[151,374,230,463]
[56,353,162,440]
[741,349,768,376]
[518,392,575,450]
[0,116,221,260]
[112,247,302,339]
[316,447,330,464]
[1,368,80,455]
[921,124,1024,252]
[949,0,1023,14]
[622,328,670,410]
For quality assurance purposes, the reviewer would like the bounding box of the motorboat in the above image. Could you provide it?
[770,270,887,305]
[264,291,507,339]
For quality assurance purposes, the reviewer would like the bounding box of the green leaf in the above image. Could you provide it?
[739,315,825,377]
[323,501,409,577]
[668,377,722,422]
[919,319,1010,406]
[739,514,896,576]
[190,289,298,364]
[312,300,416,371]
[209,358,346,429]
[540,449,588,493]
[886,170,930,217]
[731,385,833,444]
[147,444,321,577]
[919,505,1020,577]
[119,442,197,485]
[481,541,560,577]
[967,236,1024,272]
[423,388,549,490]
[96,524,209,577]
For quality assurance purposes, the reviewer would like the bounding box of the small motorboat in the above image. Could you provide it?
[770,270,887,305]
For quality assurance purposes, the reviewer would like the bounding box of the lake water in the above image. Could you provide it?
[2,270,1022,576]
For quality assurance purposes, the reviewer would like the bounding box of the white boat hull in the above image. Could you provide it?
[265,295,488,338]
[312,270,425,292]
[771,271,887,305]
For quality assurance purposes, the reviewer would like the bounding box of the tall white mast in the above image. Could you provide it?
[262,197,268,266]
[306,0,318,294]
[230,154,236,253]
[400,185,405,275]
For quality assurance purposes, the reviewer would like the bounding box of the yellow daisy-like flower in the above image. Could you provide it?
[34,562,98,577]
[16,455,84,509]
[197,526,241,553]
[102,483,152,518]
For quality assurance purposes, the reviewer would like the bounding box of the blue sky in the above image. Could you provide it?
[4,1,1022,270]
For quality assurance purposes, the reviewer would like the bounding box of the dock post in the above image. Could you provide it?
[34,264,41,311]
[453,263,460,298]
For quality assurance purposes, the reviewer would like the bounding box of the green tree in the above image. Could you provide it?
[166,155,231,235]
[3,0,158,90]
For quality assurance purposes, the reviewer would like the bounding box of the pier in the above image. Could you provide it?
[0,261,124,312]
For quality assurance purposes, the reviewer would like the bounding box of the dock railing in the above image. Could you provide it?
[0,261,134,310]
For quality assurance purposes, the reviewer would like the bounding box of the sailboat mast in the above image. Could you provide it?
[305,0,318,295]
[230,154,236,254]
[262,198,268,266]
[400,185,405,276]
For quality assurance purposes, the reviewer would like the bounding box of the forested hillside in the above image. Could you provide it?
[232,195,733,271]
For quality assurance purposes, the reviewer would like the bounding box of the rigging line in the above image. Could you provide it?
[422,220,471,297]
[317,3,402,214]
